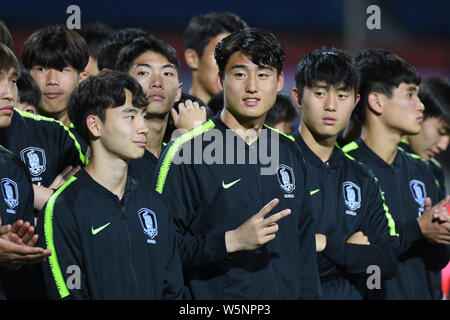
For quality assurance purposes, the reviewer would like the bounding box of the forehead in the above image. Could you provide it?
[0,67,19,78]
[132,50,173,67]
[225,51,275,72]
[309,80,354,91]
[397,82,419,92]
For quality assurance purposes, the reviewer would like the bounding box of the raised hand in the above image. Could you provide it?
[225,198,291,253]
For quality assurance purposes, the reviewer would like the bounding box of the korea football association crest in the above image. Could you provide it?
[409,180,426,216]
[20,147,46,177]
[276,164,295,197]
[138,208,158,244]
[343,181,361,215]
[1,178,18,214]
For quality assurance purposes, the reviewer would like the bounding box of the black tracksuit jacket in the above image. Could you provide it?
[37,169,183,299]
[343,138,450,299]
[0,109,88,187]
[154,115,321,299]
[291,132,399,299]
[398,139,448,299]
[0,146,35,299]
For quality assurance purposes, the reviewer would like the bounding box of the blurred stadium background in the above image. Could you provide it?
[1,0,449,189]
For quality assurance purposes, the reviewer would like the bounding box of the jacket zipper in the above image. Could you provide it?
[117,197,138,298]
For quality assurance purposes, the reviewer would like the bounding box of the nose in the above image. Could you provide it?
[417,97,425,112]
[436,135,450,152]
[138,116,150,135]
[150,72,163,89]
[245,74,258,94]
[324,94,337,112]
[0,79,16,102]
[46,69,59,86]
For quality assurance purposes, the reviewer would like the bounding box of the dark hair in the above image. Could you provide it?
[163,92,212,143]
[68,70,148,143]
[215,28,285,78]
[419,77,450,126]
[97,28,151,71]
[75,22,114,60]
[184,11,248,58]
[353,48,421,124]
[207,91,224,115]
[16,71,41,110]
[295,47,359,98]
[116,36,180,75]
[265,93,299,127]
[21,25,89,73]
[0,20,13,50]
[0,43,20,75]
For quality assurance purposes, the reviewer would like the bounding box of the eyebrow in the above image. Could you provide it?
[229,64,274,72]
[134,63,176,70]
[122,107,139,114]
[407,86,418,92]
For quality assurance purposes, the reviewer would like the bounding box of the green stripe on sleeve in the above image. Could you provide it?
[14,108,89,165]
[155,120,216,194]
[44,176,77,299]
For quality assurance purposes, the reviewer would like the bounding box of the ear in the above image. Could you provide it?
[276,72,285,92]
[174,82,183,103]
[79,70,88,82]
[291,87,301,106]
[216,73,223,91]
[184,49,199,70]
[367,92,383,115]
[86,114,102,139]
[351,94,361,112]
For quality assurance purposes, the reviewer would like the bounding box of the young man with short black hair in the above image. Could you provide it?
[21,25,89,127]
[118,36,207,180]
[155,28,320,299]
[343,49,450,299]
[37,71,183,299]
[291,47,399,299]
[0,42,51,299]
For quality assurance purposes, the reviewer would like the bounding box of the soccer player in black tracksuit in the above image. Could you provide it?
[117,36,207,184]
[397,77,450,299]
[154,29,321,299]
[289,48,400,300]
[37,71,183,299]
[343,49,450,299]
[0,43,51,299]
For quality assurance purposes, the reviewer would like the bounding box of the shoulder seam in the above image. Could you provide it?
[14,108,89,166]
[263,124,296,142]
[155,120,216,194]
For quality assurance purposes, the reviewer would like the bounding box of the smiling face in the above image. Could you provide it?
[408,116,450,160]
[293,81,359,140]
[219,52,283,124]
[93,89,149,161]
[0,67,18,128]
[128,51,182,117]
[380,82,425,136]
[30,65,80,115]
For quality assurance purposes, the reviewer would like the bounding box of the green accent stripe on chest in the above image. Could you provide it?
[44,176,77,298]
